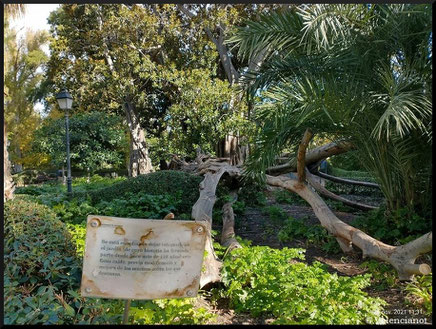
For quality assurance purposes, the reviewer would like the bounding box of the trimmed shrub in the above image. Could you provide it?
[4,197,120,324]
[77,170,203,215]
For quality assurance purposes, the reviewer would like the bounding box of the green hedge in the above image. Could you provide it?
[75,170,203,215]
[4,197,120,324]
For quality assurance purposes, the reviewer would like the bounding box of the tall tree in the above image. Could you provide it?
[45,4,248,171]
[46,4,158,176]
[4,30,48,171]
[4,4,26,201]
[176,4,285,164]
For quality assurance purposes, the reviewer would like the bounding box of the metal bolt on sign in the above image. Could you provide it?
[196,226,203,233]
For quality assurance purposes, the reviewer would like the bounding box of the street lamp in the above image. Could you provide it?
[56,90,73,195]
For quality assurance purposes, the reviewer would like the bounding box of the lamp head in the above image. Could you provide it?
[55,90,73,110]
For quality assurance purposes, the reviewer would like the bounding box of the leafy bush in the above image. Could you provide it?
[324,181,384,197]
[129,299,216,324]
[15,181,63,196]
[66,223,87,258]
[221,246,387,324]
[273,189,307,206]
[263,205,288,225]
[4,197,80,290]
[4,197,120,324]
[12,169,51,186]
[50,191,184,225]
[328,167,377,182]
[358,260,398,291]
[5,197,211,325]
[404,274,432,316]
[78,171,202,215]
[353,206,431,245]
[278,217,342,254]
[238,179,267,207]
[72,174,126,190]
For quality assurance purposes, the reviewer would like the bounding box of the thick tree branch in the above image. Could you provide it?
[314,170,380,189]
[191,158,431,281]
[306,170,378,211]
[266,141,355,175]
[297,128,313,182]
[266,173,431,280]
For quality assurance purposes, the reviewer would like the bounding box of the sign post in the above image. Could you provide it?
[80,215,208,323]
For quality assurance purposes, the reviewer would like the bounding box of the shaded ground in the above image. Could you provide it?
[209,188,432,324]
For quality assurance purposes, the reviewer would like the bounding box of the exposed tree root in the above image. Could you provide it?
[306,172,378,211]
[314,170,380,189]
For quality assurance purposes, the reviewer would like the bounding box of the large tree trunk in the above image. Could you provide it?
[191,158,241,287]
[123,100,153,177]
[4,123,15,202]
[98,8,153,178]
[216,134,249,166]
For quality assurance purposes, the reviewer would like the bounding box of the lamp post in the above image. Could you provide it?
[56,90,73,195]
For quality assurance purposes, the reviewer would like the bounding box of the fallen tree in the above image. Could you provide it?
[190,144,432,285]
[266,140,354,175]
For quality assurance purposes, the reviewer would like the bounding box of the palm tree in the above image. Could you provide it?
[229,4,432,218]
[4,4,26,201]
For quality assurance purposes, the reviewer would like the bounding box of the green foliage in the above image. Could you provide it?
[327,151,366,171]
[352,206,431,245]
[31,112,128,172]
[263,205,288,225]
[358,260,398,291]
[4,197,79,290]
[327,167,377,183]
[3,197,120,324]
[129,299,216,324]
[4,27,48,169]
[404,274,432,315]
[66,223,87,258]
[72,174,127,189]
[221,246,387,324]
[234,4,432,217]
[273,189,307,206]
[13,170,52,187]
[48,192,182,225]
[278,217,342,254]
[79,170,202,215]
[5,196,211,324]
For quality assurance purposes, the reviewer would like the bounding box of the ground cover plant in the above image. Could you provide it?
[219,245,387,324]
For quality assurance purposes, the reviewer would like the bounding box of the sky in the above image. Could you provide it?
[10,4,60,48]
[9,4,60,115]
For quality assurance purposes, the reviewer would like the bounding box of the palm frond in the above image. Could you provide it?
[227,9,304,63]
